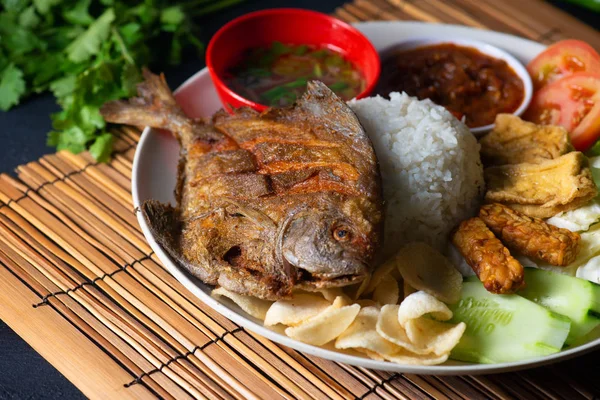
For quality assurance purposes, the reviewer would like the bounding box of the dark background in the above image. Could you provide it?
[0,1,598,399]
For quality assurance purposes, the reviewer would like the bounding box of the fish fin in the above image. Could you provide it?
[141,200,219,284]
[100,68,222,146]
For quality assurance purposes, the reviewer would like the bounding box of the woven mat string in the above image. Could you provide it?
[32,251,154,308]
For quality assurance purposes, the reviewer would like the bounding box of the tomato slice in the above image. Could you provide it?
[523,72,600,151]
[527,40,600,90]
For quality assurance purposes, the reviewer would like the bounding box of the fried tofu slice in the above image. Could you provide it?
[452,217,525,294]
[479,203,580,266]
[480,114,573,166]
[484,152,597,219]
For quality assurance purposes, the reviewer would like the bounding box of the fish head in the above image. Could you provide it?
[279,205,377,285]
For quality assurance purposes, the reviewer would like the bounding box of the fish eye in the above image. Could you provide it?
[333,226,352,242]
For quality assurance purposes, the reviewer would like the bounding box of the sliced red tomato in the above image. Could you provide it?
[527,40,600,90]
[523,72,600,151]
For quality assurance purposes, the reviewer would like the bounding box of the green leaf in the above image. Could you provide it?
[65,8,115,63]
[283,77,308,88]
[0,16,44,56]
[271,41,291,56]
[119,22,142,46]
[32,53,66,92]
[128,3,157,24]
[293,45,309,56]
[49,75,77,99]
[89,132,113,162]
[2,0,29,13]
[587,140,600,157]
[121,62,141,96]
[49,124,88,153]
[79,105,105,130]
[47,130,61,147]
[19,6,41,28]
[313,63,322,77]
[0,64,26,111]
[328,82,349,91]
[63,0,94,26]
[33,0,60,14]
[161,5,185,26]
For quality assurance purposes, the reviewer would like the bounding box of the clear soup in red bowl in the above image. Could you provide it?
[206,8,380,112]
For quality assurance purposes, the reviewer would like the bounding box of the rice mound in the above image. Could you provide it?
[349,92,484,257]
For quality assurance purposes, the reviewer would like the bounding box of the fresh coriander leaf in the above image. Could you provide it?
[63,0,93,26]
[111,27,134,64]
[0,20,44,56]
[79,105,105,130]
[47,130,61,147]
[119,22,142,46]
[66,8,115,63]
[128,3,157,25]
[89,132,113,162]
[0,63,26,111]
[19,6,40,28]
[121,62,141,96]
[51,125,88,153]
[161,5,185,26]
[2,0,28,13]
[33,0,60,14]
[32,53,65,92]
[0,49,8,73]
[49,74,77,99]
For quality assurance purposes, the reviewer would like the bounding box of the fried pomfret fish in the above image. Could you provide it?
[101,70,383,300]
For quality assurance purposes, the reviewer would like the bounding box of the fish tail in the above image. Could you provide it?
[100,68,193,144]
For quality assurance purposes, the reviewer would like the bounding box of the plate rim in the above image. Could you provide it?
[132,20,600,375]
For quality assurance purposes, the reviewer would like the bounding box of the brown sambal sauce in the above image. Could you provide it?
[376,43,525,128]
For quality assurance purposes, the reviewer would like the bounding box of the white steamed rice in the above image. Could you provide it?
[348,92,484,257]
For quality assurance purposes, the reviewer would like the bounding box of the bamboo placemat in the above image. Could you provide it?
[1,1,600,399]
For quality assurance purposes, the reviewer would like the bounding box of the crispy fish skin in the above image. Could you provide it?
[479,203,580,266]
[452,217,525,294]
[484,152,597,219]
[102,70,383,300]
[480,114,573,166]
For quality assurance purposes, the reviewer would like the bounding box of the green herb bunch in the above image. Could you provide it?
[0,0,239,161]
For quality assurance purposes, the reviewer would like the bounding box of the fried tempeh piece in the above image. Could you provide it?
[452,217,525,294]
[479,203,580,266]
[480,114,573,166]
[484,152,597,219]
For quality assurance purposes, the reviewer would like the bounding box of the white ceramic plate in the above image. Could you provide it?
[132,21,600,375]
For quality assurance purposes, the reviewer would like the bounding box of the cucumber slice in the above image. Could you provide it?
[519,268,600,345]
[449,281,571,363]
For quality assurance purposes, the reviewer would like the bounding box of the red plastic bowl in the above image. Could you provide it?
[206,8,380,112]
